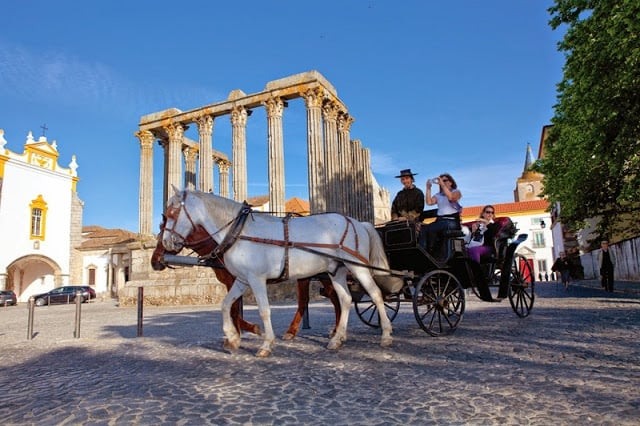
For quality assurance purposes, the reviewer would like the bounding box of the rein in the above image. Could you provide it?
[169,193,397,278]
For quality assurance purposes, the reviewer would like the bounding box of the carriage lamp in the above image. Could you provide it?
[540,219,546,229]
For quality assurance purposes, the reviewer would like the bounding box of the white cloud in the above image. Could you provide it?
[0,40,222,116]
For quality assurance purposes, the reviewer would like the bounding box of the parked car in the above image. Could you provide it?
[32,286,96,306]
[0,290,17,306]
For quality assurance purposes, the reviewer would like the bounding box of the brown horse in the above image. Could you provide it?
[151,217,340,340]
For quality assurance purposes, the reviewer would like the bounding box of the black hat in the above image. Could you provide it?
[395,169,418,178]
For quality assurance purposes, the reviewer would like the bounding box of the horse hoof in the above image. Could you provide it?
[256,348,271,358]
[327,340,342,350]
[282,332,295,341]
[223,338,240,352]
[253,326,262,336]
[380,336,393,347]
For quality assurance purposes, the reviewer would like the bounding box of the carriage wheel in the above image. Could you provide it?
[354,292,401,328]
[413,270,465,336]
[508,255,535,317]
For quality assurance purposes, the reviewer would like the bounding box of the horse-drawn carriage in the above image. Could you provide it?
[348,218,535,336]
[157,189,535,357]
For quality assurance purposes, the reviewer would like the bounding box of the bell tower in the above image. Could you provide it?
[514,142,544,202]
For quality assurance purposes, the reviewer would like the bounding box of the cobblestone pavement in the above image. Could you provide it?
[0,281,638,425]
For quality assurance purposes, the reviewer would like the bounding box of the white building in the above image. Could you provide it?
[0,129,83,302]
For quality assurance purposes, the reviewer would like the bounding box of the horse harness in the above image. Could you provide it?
[166,192,373,283]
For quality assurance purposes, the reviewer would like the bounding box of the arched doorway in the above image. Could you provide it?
[6,255,63,303]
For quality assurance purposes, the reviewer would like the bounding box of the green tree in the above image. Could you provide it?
[539,0,640,243]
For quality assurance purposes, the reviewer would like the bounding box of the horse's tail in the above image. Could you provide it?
[361,222,390,276]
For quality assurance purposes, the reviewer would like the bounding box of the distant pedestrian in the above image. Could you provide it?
[597,240,616,292]
[552,252,571,290]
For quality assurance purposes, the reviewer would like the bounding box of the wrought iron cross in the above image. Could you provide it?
[40,124,48,137]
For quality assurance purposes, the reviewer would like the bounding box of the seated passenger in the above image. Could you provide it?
[466,205,500,302]
[467,205,498,264]
[390,169,425,221]
[419,173,462,256]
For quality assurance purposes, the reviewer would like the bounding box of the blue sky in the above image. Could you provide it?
[0,1,564,232]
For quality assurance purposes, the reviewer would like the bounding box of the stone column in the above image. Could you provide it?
[183,146,197,190]
[231,106,248,202]
[322,101,340,213]
[135,130,154,235]
[264,97,286,215]
[337,113,354,216]
[164,123,185,201]
[218,160,230,198]
[196,115,214,193]
[362,147,374,223]
[351,139,364,221]
[303,88,326,213]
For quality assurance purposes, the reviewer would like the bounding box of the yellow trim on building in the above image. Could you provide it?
[0,153,8,178]
[29,194,48,241]
[72,176,79,192]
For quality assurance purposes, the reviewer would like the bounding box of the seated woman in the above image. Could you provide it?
[467,205,498,263]
[390,169,425,221]
[419,173,462,257]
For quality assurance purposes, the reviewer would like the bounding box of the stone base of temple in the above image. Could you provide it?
[119,243,325,307]
[119,279,323,307]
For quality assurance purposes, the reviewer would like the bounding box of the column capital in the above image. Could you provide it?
[302,88,325,109]
[183,146,198,162]
[337,112,355,132]
[263,97,285,118]
[135,130,155,148]
[164,123,186,141]
[231,106,249,127]
[195,115,213,135]
[322,100,340,121]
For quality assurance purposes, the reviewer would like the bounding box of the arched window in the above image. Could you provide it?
[29,195,48,240]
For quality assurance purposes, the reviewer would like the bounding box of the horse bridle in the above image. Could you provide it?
[162,191,248,256]
[163,192,200,248]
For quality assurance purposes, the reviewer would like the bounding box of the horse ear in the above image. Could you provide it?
[172,184,181,196]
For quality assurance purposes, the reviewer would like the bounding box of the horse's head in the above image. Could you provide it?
[161,188,198,253]
[151,211,218,271]
[150,214,175,271]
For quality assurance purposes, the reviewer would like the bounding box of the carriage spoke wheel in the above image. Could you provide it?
[354,292,401,328]
[508,255,535,318]
[413,270,465,336]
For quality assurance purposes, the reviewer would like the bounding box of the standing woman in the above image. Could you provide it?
[420,173,462,256]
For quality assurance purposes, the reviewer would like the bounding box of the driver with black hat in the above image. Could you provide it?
[391,169,425,221]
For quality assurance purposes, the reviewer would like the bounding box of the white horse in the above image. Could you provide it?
[161,188,393,357]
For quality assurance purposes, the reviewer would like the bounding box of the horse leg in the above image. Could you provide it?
[326,268,352,350]
[221,280,248,352]
[250,278,276,358]
[321,276,341,338]
[216,268,262,336]
[352,268,393,347]
[283,278,309,340]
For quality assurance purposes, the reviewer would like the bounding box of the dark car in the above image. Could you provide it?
[0,290,17,306]
[32,286,96,306]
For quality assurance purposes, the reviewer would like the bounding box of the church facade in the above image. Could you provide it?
[0,129,83,302]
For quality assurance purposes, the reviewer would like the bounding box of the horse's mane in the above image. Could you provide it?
[188,190,243,219]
